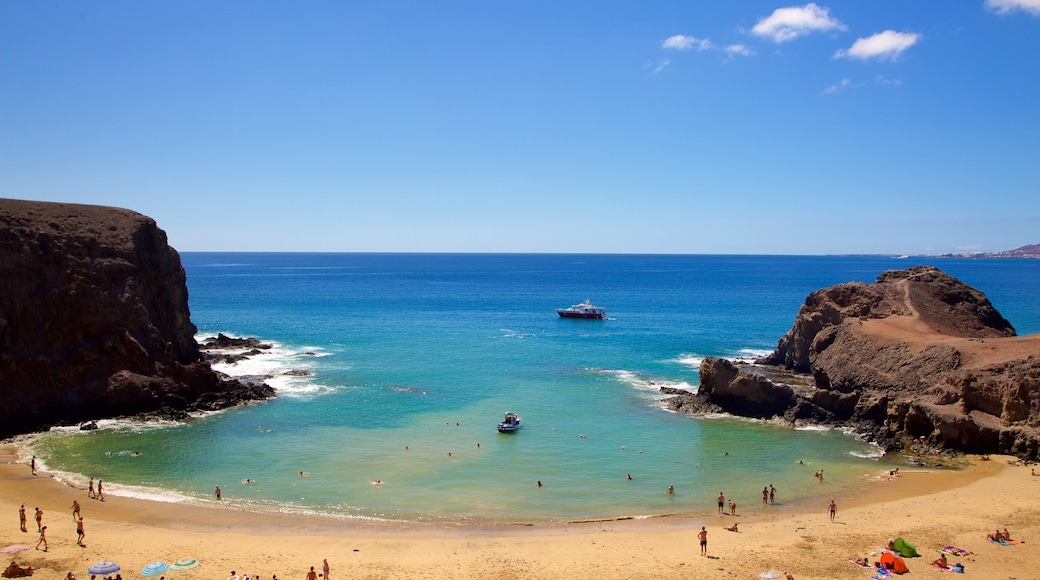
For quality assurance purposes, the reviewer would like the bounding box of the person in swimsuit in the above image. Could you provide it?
[34,508,42,532]
[97,480,104,501]
[698,527,707,556]
[305,567,317,580]
[88,478,95,499]
[72,500,81,521]
[724,522,738,532]
[35,526,47,552]
[322,559,329,580]
[76,516,85,546]
[19,505,27,532]
[828,500,837,522]
[729,499,736,515]
[763,487,768,504]
[769,484,776,504]
[717,492,724,513]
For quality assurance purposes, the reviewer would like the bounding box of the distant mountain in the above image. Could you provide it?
[1009,243,1040,256]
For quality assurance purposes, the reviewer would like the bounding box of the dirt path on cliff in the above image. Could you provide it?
[860,314,1040,370]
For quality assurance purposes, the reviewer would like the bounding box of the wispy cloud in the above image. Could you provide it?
[751,3,846,42]
[834,30,921,61]
[662,35,714,51]
[985,0,1040,16]
[822,78,862,94]
[875,75,903,87]
[725,44,754,57]
[645,58,672,74]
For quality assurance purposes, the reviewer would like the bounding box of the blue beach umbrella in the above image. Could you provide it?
[140,562,171,577]
[170,558,202,572]
[88,561,121,575]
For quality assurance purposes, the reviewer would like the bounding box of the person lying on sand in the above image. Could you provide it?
[723,523,738,532]
[3,561,33,578]
[850,557,869,567]
[931,553,948,567]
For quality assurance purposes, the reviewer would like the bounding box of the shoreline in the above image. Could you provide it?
[4,443,1038,579]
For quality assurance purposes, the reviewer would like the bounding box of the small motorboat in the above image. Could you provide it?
[497,412,521,433]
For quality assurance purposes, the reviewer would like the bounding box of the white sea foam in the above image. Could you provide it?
[675,354,704,369]
[198,332,336,398]
[850,445,886,460]
[600,369,695,395]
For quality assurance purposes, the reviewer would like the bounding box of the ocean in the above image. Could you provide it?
[28,254,1040,524]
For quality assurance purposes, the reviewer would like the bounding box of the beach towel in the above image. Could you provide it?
[940,546,969,556]
[989,537,1021,546]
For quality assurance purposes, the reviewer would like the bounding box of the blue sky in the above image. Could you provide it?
[2,1,1038,254]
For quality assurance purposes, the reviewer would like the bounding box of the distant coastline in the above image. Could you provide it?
[835,242,1040,260]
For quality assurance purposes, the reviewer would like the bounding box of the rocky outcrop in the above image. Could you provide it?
[0,199,274,437]
[669,266,1040,459]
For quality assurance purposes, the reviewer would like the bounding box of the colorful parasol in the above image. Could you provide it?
[140,562,171,577]
[170,558,202,572]
[88,561,122,575]
[0,545,30,555]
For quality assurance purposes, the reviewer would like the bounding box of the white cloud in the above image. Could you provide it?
[985,0,1040,15]
[875,75,903,87]
[725,44,754,57]
[645,58,671,74]
[822,78,862,94]
[662,35,714,51]
[834,30,921,61]
[751,3,846,42]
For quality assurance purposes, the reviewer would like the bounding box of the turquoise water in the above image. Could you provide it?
[30,255,1040,523]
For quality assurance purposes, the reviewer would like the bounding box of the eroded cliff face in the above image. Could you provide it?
[669,266,1040,459]
[0,199,273,437]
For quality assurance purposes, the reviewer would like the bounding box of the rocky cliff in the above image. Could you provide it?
[668,266,1040,459]
[0,199,273,437]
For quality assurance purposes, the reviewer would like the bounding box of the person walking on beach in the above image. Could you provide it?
[76,516,85,546]
[698,526,708,556]
[322,559,329,580]
[18,504,27,532]
[34,508,42,532]
[717,492,725,513]
[828,499,837,522]
[97,480,104,501]
[88,478,95,499]
[31,456,37,476]
[71,500,81,521]
[35,526,47,552]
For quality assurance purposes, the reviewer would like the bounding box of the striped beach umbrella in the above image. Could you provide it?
[88,561,122,575]
[170,558,202,572]
[140,562,171,577]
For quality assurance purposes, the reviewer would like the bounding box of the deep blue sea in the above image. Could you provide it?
[30,254,1040,523]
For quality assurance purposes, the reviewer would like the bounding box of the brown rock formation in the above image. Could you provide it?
[670,265,1040,459]
[0,199,273,437]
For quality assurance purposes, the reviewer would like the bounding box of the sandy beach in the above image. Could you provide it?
[3,444,1037,580]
